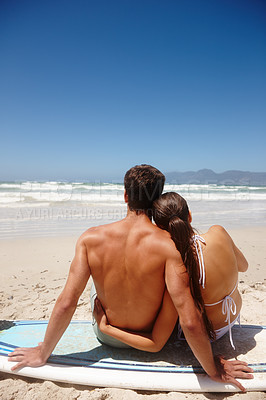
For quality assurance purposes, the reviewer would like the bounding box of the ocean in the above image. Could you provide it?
[1,181,266,238]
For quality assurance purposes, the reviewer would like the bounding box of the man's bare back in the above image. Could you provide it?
[84,212,175,331]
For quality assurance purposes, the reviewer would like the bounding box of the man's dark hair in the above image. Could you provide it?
[124,164,165,216]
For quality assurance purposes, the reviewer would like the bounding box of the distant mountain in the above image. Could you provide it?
[165,169,266,186]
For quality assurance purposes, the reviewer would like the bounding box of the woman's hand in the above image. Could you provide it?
[93,297,108,330]
[210,355,254,392]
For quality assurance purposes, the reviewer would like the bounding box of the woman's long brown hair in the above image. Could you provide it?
[153,192,215,340]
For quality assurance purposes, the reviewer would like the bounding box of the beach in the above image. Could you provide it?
[1,228,265,399]
[0,183,266,399]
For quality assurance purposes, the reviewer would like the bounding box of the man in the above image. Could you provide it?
[9,164,253,391]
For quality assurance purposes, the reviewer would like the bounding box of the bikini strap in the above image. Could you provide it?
[192,235,206,289]
[227,280,238,297]
[205,281,238,307]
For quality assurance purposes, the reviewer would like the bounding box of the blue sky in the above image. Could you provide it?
[1,0,265,181]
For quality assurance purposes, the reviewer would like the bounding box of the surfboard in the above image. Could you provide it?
[0,320,265,392]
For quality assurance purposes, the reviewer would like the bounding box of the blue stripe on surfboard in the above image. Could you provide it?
[1,342,265,374]
[49,353,204,372]
[47,356,266,373]
[1,345,265,374]
[12,320,90,326]
[1,350,265,374]
[0,341,17,348]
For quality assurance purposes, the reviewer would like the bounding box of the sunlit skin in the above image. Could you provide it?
[94,221,247,336]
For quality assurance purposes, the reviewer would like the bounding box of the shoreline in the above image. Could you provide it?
[0,225,265,399]
[1,196,266,240]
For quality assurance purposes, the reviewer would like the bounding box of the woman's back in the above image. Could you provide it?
[196,225,247,333]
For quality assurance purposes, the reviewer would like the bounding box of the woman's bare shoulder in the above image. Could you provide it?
[204,225,233,245]
[208,225,229,236]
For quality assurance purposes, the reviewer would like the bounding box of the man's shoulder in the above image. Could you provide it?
[151,229,184,270]
[77,221,119,245]
[149,224,170,240]
[148,226,179,254]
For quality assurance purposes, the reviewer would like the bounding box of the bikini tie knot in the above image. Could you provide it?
[222,295,237,350]
[222,295,237,324]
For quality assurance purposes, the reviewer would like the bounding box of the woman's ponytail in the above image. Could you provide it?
[153,192,215,341]
[169,217,215,340]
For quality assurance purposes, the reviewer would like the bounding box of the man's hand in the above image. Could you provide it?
[93,297,108,330]
[8,343,47,371]
[210,356,254,392]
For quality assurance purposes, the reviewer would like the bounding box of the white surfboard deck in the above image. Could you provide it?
[0,320,265,392]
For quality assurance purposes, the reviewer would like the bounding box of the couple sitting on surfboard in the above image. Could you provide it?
[92,190,245,353]
[9,164,253,392]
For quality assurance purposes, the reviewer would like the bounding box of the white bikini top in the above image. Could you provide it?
[192,234,238,348]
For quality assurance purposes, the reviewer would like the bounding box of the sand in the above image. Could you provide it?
[0,226,265,399]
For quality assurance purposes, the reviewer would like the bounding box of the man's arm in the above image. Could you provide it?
[8,235,91,370]
[165,249,253,392]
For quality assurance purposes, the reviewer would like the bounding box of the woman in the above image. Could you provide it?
[93,192,248,351]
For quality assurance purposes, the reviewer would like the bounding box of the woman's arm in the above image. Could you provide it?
[210,225,248,272]
[220,225,248,272]
[232,240,248,272]
[93,289,178,352]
